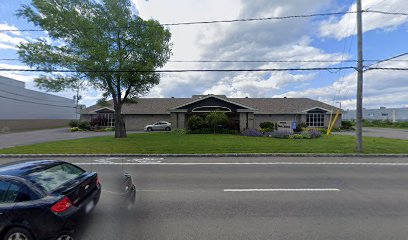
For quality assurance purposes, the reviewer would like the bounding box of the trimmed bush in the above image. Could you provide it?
[260,122,274,129]
[78,121,91,130]
[269,130,292,139]
[187,128,213,134]
[260,127,274,133]
[300,131,312,139]
[187,115,207,130]
[205,112,228,134]
[241,129,263,137]
[295,122,308,133]
[218,129,240,135]
[69,120,80,128]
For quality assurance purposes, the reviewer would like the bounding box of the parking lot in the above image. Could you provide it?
[3,156,408,240]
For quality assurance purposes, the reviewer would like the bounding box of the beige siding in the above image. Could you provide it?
[124,114,172,130]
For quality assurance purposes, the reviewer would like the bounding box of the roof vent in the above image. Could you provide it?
[283,96,287,99]
[171,96,174,98]
[245,96,248,98]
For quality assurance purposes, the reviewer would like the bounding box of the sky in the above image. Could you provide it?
[0,0,408,110]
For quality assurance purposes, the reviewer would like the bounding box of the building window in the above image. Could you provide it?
[93,113,115,127]
[306,113,324,127]
[381,113,388,116]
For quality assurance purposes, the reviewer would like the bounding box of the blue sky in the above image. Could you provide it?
[1,0,408,110]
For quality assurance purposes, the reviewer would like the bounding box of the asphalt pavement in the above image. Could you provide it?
[3,156,408,240]
[334,127,408,140]
[0,128,143,149]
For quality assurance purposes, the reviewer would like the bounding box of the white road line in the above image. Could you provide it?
[75,162,408,166]
[224,188,340,192]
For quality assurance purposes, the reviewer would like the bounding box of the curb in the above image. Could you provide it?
[1,153,408,158]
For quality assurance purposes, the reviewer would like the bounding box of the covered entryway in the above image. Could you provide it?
[168,95,256,131]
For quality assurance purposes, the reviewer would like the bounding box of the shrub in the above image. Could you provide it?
[187,115,207,130]
[187,128,213,134]
[289,134,304,139]
[205,112,228,134]
[268,130,291,139]
[103,127,115,132]
[70,127,80,132]
[300,131,312,139]
[90,116,108,127]
[218,129,240,135]
[172,129,187,134]
[260,127,274,133]
[69,120,80,128]
[259,122,274,129]
[241,128,263,137]
[78,121,91,130]
[308,129,323,138]
[341,120,354,129]
[295,122,308,133]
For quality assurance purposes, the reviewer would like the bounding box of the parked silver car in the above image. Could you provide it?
[144,121,171,131]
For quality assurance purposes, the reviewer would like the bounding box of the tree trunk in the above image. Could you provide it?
[114,105,127,138]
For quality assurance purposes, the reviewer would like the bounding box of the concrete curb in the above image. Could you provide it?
[1,153,408,158]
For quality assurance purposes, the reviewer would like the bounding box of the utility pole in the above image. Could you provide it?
[356,0,364,152]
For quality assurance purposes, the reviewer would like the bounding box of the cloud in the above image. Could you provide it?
[319,0,408,40]
[275,56,408,109]
[0,23,27,50]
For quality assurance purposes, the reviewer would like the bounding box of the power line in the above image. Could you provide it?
[365,10,408,17]
[0,94,75,108]
[0,67,356,73]
[364,52,408,71]
[3,58,408,63]
[0,11,358,32]
[368,67,408,71]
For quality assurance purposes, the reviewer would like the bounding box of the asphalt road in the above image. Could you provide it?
[4,156,408,240]
[334,127,408,140]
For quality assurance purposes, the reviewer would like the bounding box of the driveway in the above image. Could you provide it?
[0,128,143,149]
[334,127,408,140]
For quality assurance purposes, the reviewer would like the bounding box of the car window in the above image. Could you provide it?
[26,163,85,193]
[0,180,20,203]
[0,180,10,202]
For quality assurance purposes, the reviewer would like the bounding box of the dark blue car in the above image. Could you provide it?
[0,160,101,240]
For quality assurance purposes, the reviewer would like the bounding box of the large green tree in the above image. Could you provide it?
[17,0,172,138]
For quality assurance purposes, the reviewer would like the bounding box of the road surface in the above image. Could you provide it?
[334,127,408,140]
[3,156,408,240]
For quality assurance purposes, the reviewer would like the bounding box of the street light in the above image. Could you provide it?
[336,101,342,109]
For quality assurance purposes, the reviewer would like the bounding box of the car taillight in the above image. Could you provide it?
[51,196,72,213]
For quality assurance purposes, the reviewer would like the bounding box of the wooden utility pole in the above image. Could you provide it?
[356,0,364,152]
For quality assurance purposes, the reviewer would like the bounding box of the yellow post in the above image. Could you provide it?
[327,110,340,135]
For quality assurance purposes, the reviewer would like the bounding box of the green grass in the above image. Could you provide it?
[0,133,407,154]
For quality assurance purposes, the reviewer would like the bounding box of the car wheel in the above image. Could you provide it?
[147,127,152,132]
[5,227,34,240]
[165,127,171,131]
[56,234,75,240]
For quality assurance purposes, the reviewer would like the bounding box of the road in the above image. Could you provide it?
[3,156,408,239]
[334,127,408,140]
[0,128,143,149]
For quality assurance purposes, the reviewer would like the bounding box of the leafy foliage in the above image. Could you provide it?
[187,115,207,130]
[172,129,187,135]
[205,112,229,134]
[17,0,172,138]
[259,122,274,129]
[268,130,292,139]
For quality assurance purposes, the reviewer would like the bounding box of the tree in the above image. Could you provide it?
[187,115,206,130]
[17,0,172,138]
[205,112,228,134]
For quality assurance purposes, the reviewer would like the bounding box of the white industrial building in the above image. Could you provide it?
[344,107,408,122]
[0,76,76,132]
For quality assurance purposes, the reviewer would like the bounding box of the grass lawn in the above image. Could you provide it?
[0,133,407,154]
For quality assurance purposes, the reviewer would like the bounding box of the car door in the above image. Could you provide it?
[152,122,161,131]
[0,179,17,233]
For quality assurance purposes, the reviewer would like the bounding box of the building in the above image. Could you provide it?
[81,95,342,131]
[344,107,408,122]
[0,76,76,132]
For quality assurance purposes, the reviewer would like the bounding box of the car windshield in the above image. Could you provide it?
[26,163,85,193]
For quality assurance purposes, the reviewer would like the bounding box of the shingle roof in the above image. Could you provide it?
[81,97,341,115]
